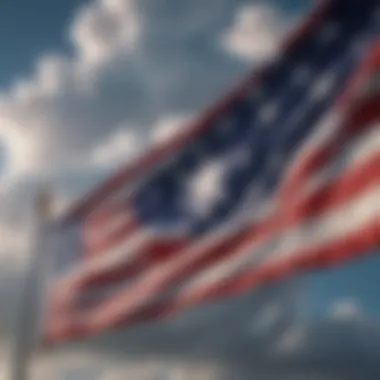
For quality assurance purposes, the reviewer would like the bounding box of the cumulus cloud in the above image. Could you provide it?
[249,301,283,334]
[329,298,364,321]
[70,0,141,64]
[220,4,288,61]
[98,360,223,380]
[274,325,306,355]
[91,128,140,169]
[29,350,108,380]
[29,349,223,380]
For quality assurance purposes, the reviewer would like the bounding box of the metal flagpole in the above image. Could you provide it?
[9,186,55,380]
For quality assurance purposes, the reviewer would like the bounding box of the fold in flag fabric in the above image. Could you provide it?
[43,0,380,344]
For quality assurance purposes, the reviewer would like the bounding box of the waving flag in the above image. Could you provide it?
[43,0,380,343]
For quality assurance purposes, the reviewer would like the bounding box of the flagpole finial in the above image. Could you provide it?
[34,184,55,221]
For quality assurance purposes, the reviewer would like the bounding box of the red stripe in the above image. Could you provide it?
[62,0,334,222]
[81,237,189,287]
[338,42,380,108]
[85,218,138,257]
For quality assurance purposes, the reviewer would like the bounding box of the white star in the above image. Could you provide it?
[292,64,312,86]
[147,187,161,208]
[247,86,265,110]
[350,36,366,56]
[231,147,252,168]
[250,86,264,102]
[268,151,283,173]
[164,152,182,175]
[374,7,380,23]
[190,140,206,161]
[259,102,278,124]
[288,101,309,129]
[185,159,226,218]
[309,69,336,101]
[217,116,235,137]
[319,22,339,44]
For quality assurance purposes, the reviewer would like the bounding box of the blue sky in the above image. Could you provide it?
[305,254,380,320]
[0,0,380,379]
[0,0,90,89]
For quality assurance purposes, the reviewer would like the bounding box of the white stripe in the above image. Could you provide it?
[55,230,152,289]
[346,122,380,163]
[180,183,380,298]
[302,121,380,196]
[79,230,151,277]
[272,185,379,260]
[281,110,341,188]
[76,225,194,283]
[83,223,253,322]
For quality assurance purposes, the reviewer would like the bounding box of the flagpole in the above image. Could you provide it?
[9,186,55,380]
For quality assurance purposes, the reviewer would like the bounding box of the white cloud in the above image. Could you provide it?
[29,351,223,380]
[221,4,287,62]
[71,0,141,65]
[329,298,363,321]
[274,325,306,355]
[91,127,140,168]
[88,113,194,170]
[99,360,222,380]
[151,114,193,145]
[249,302,282,335]
[30,350,109,380]
[0,122,41,189]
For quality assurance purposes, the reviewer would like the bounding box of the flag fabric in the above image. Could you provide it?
[43,0,380,344]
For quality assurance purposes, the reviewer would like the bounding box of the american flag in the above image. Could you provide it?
[44,0,380,344]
